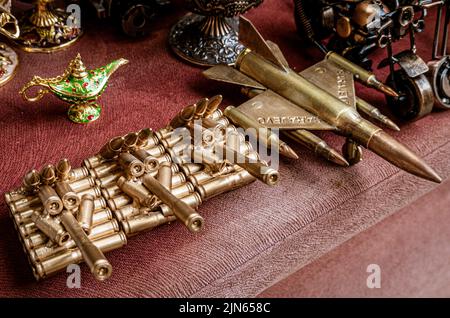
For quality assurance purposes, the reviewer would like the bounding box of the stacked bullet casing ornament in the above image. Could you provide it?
[5,95,278,281]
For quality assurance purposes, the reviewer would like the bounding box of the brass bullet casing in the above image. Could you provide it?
[187,171,215,187]
[41,165,56,185]
[77,186,102,199]
[171,172,186,188]
[169,104,196,129]
[192,147,226,173]
[142,173,204,233]
[159,193,202,217]
[117,176,153,207]
[209,109,223,121]
[193,98,209,119]
[136,128,154,148]
[14,206,44,225]
[93,197,107,212]
[118,153,145,178]
[157,162,173,190]
[92,208,113,226]
[59,210,113,281]
[38,185,64,215]
[22,170,41,193]
[197,169,256,200]
[54,181,80,210]
[155,153,172,164]
[122,132,139,152]
[179,163,203,175]
[10,196,42,214]
[89,162,119,179]
[101,185,123,200]
[216,116,230,127]
[146,144,166,158]
[113,204,140,222]
[78,194,95,234]
[156,128,173,141]
[34,231,126,280]
[69,167,90,181]
[159,128,190,149]
[171,182,195,198]
[188,122,216,146]
[31,212,71,246]
[19,221,39,237]
[121,212,170,236]
[56,159,71,181]
[204,95,223,118]
[107,194,132,211]
[98,136,124,160]
[132,149,161,173]
[69,176,96,192]
[83,155,106,169]
[5,191,27,205]
[95,172,123,188]
[201,117,227,137]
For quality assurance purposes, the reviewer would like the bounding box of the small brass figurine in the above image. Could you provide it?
[20,54,129,124]
[169,0,263,66]
[13,0,83,53]
[204,17,441,183]
[0,0,20,87]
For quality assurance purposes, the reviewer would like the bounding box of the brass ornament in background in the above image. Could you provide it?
[20,54,129,124]
[0,0,19,87]
[13,0,82,53]
[169,0,263,66]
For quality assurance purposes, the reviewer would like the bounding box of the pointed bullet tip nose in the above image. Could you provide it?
[428,171,443,184]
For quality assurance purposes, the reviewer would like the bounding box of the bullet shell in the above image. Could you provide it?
[77,186,102,199]
[83,155,106,169]
[118,153,145,178]
[78,194,95,234]
[283,130,349,167]
[356,97,400,131]
[136,128,154,148]
[69,167,90,181]
[200,117,227,137]
[14,206,44,224]
[59,210,113,281]
[5,191,27,205]
[121,212,170,236]
[171,182,195,198]
[192,146,226,173]
[169,104,197,129]
[197,169,256,200]
[101,185,123,200]
[132,149,161,174]
[155,153,172,165]
[38,185,63,215]
[95,172,123,188]
[54,181,80,210]
[179,163,203,176]
[157,162,173,190]
[89,162,119,179]
[92,208,113,226]
[224,105,299,159]
[34,231,126,280]
[193,98,209,119]
[171,172,186,188]
[187,171,215,187]
[326,52,399,98]
[113,204,140,222]
[117,176,153,207]
[19,221,39,237]
[216,116,230,127]
[188,122,216,146]
[209,109,224,121]
[107,194,132,211]
[30,213,69,246]
[160,133,187,149]
[93,197,107,212]
[98,136,124,159]
[159,193,202,217]
[142,173,204,233]
[204,95,223,118]
[123,132,139,152]
[69,176,96,192]
[23,170,41,193]
[40,165,56,185]
[10,196,42,214]
[56,159,71,181]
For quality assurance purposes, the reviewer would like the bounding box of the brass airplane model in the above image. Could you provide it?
[204,17,442,184]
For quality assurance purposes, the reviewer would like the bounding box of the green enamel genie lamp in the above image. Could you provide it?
[20,54,128,124]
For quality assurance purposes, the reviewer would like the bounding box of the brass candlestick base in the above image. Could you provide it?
[169,0,263,66]
[0,42,18,86]
[14,0,82,53]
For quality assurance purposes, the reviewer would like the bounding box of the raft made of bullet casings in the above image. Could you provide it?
[5,108,275,281]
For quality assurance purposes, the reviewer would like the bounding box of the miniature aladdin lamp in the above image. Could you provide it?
[20,54,129,124]
[0,0,20,87]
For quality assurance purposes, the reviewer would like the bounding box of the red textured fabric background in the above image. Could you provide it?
[0,0,449,297]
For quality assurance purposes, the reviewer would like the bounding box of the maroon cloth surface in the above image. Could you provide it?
[0,0,448,297]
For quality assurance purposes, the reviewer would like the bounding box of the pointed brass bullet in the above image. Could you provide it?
[23,169,41,192]
[193,98,209,119]
[41,165,56,185]
[204,95,223,118]
[99,136,124,159]
[123,132,139,151]
[356,98,400,132]
[136,128,153,148]
[56,159,71,181]
[169,104,197,129]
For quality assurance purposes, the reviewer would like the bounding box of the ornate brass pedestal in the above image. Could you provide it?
[169,0,263,66]
[0,0,19,86]
[14,0,82,53]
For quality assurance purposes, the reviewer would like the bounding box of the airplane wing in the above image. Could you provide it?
[300,59,356,108]
[203,65,266,90]
[235,90,336,131]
